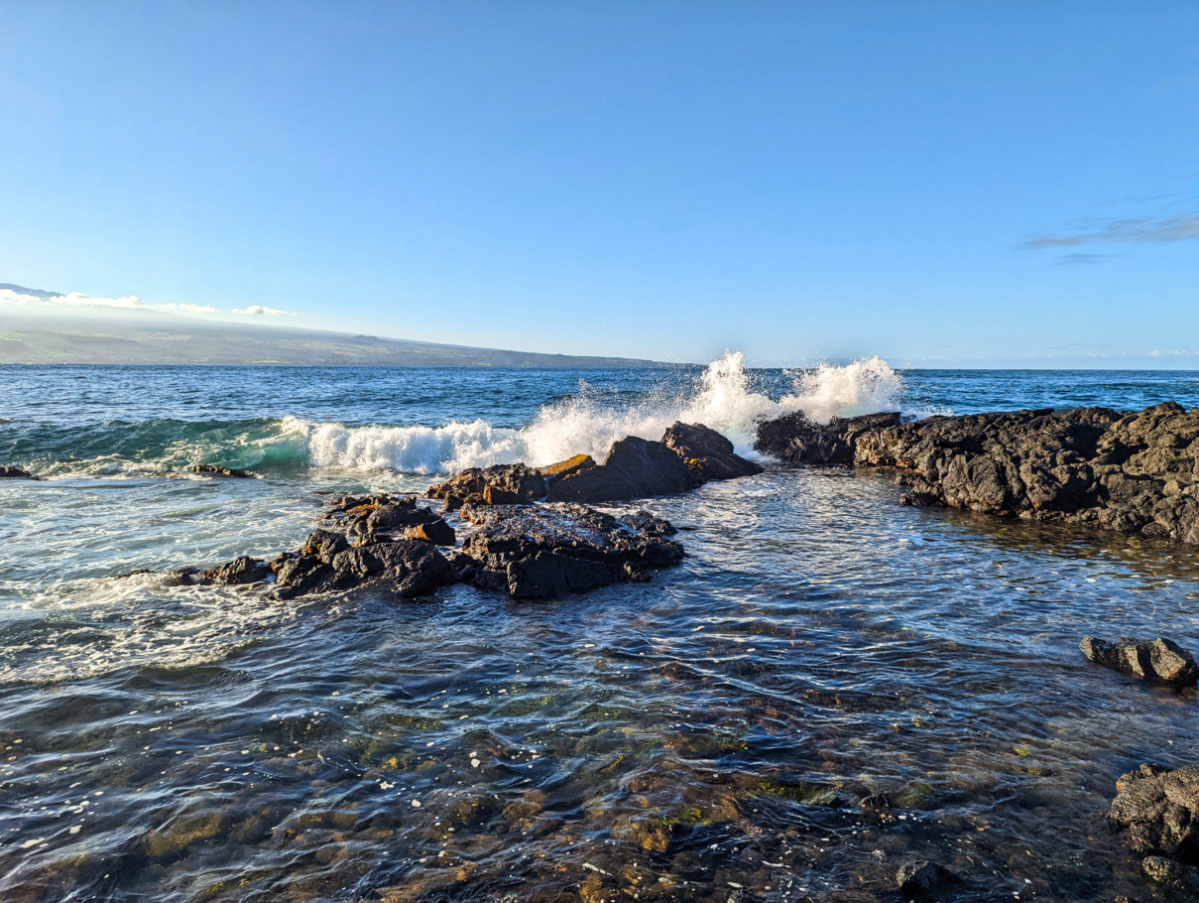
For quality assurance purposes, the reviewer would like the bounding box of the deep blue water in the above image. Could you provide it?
[1,360,1197,903]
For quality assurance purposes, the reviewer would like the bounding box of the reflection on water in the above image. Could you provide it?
[2,468,1198,902]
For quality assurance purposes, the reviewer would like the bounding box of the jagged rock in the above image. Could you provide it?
[1081,636,1199,687]
[854,403,1199,543]
[0,465,37,479]
[425,463,547,510]
[271,538,453,599]
[754,411,902,464]
[320,493,454,544]
[201,556,271,586]
[662,421,762,481]
[461,503,683,599]
[190,464,252,478]
[547,436,701,503]
[405,519,456,545]
[896,860,957,896]
[1109,763,1199,861]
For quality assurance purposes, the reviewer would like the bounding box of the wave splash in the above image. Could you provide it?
[286,353,904,475]
[6,353,904,477]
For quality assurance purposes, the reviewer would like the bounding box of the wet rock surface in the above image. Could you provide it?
[461,503,683,599]
[755,411,902,465]
[189,463,253,478]
[1081,636,1199,687]
[1110,763,1199,862]
[0,465,38,479]
[661,421,763,481]
[186,493,684,601]
[758,401,1199,544]
[426,423,760,509]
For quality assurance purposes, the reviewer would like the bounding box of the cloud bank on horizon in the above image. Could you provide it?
[0,287,297,319]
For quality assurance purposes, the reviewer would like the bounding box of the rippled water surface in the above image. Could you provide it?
[2,363,1198,902]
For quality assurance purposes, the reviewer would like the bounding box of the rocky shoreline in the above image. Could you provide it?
[756,401,1199,545]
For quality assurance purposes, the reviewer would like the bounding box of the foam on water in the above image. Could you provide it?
[286,352,905,475]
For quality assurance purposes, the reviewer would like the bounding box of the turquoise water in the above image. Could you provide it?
[1,360,1198,902]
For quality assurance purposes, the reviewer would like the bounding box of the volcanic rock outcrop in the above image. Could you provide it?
[756,402,1199,544]
[427,421,761,508]
[460,503,683,599]
[0,465,38,479]
[182,491,684,601]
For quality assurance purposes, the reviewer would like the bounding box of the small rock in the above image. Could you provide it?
[1081,636,1199,687]
[1142,854,1199,892]
[201,556,271,586]
[405,519,456,546]
[662,421,762,481]
[0,465,38,480]
[896,860,957,896]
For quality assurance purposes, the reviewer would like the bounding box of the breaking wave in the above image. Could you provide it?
[284,352,903,473]
[5,353,904,477]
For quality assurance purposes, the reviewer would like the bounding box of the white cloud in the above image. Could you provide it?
[155,302,218,315]
[1147,349,1193,358]
[232,305,297,317]
[1,289,218,316]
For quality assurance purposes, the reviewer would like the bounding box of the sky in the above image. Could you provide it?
[0,1,1196,367]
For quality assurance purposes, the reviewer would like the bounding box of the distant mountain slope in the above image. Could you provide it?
[0,286,674,367]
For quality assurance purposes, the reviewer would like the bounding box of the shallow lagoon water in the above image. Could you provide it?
[2,364,1198,902]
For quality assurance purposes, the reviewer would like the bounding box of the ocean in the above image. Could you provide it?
[2,357,1198,902]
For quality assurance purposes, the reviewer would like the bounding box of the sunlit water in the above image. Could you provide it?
[2,362,1198,902]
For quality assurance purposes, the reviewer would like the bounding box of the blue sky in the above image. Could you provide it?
[1,1,1196,367]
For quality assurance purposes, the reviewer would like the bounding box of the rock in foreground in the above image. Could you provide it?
[1110,763,1199,862]
[1081,636,1199,687]
[182,494,684,601]
[755,411,901,465]
[461,503,683,599]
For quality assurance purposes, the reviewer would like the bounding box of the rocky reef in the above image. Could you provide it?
[757,402,1199,544]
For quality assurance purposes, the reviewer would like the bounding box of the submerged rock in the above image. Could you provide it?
[1081,636,1199,687]
[896,860,957,896]
[0,465,38,479]
[1109,763,1199,861]
[461,503,683,599]
[201,556,272,586]
[190,463,252,478]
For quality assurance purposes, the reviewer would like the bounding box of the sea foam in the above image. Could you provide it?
[283,352,904,475]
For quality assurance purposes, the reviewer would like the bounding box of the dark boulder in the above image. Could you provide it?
[547,436,701,503]
[1109,763,1199,861]
[321,493,453,544]
[662,421,762,481]
[460,503,683,599]
[190,464,252,478]
[425,463,547,510]
[0,465,37,480]
[271,537,454,599]
[1081,636,1199,687]
[754,411,902,465]
[896,860,958,896]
